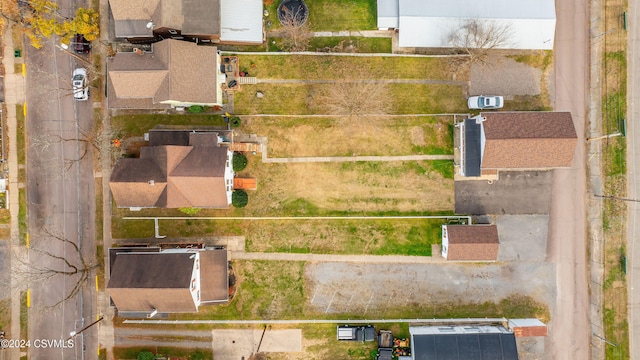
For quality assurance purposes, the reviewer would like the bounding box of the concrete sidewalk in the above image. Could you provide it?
[1,22,26,360]
[231,251,446,263]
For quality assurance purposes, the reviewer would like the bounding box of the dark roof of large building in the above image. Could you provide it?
[107,248,229,312]
[464,118,482,177]
[413,333,519,360]
[480,112,577,170]
[110,132,230,208]
[109,252,194,289]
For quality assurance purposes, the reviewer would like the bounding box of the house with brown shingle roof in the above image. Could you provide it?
[107,39,224,109]
[107,247,229,314]
[441,224,499,261]
[109,131,234,209]
[459,112,577,177]
[109,0,263,44]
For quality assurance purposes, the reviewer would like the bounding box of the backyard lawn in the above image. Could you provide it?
[241,115,454,157]
[235,55,457,80]
[233,83,467,115]
[306,0,377,31]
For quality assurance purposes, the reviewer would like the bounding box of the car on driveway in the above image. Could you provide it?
[468,95,504,109]
[72,68,89,101]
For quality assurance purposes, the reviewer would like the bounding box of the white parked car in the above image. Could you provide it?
[468,95,503,110]
[72,68,89,101]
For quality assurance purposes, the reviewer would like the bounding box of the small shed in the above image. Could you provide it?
[508,318,548,337]
[441,224,499,261]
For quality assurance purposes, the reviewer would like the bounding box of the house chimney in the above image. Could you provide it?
[149,180,155,186]
[133,48,144,55]
[475,115,487,124]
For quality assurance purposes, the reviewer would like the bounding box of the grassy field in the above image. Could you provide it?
[308,37,392,53]
[306,0,377,31]
[18,188,26,245]
[16,104,25,165]
[0,299,9,336]
[599,0,629,357]
[235,55,456,80]
[233,83,467,115]
[113,347,211,360]
[241,115,454,157]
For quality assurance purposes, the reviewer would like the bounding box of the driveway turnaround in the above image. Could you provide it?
[454,171,553,215]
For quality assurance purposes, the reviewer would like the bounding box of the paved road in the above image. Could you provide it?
[547,0,590,358]
[24,30,98,360]
[627,0,640,356]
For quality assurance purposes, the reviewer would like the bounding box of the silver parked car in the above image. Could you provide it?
[72,68,89,101]
[468,95,503,109]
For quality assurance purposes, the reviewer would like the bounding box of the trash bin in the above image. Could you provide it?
[14,50,21,58]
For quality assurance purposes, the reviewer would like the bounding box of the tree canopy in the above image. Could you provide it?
[2,0,99,48]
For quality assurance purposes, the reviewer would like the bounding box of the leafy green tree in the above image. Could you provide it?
[232,190,248,208]
[232,153,248,172]
[137,351,155,360]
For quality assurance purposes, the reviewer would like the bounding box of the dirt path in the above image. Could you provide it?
[547,0,590,358]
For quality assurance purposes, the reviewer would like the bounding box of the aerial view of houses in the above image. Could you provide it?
[0,0,634,359]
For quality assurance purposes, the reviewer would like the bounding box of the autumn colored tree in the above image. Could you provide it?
[1,0,99,48]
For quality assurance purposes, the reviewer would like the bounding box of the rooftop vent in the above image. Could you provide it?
[149,180,155,186]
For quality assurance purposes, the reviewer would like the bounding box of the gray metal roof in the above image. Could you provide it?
[220,0,263,43]
[413,333,519,360]
[463,118,482,177]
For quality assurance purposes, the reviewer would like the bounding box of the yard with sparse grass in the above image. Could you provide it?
[233,83,467,115]
[305,0,377,31]
[236,55,458,80]
[599,0,629,357]
[241,115,454,157]
[111,114,227,137]
[142,260,548,323]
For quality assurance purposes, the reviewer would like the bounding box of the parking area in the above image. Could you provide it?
[211,329,302,360]
[455,171,553,215]
[305,262,556,317]
[497,215,549,262]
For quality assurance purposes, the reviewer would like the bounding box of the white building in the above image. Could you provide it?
[377,0,556,50]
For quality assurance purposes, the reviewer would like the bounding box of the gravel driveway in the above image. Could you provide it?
[306,262,556,316]
[469,56,542,96]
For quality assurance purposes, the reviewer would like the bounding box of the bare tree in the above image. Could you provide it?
[310,80,389,118]
[448,19,514,66]
[8,227,99,309]
[279,5,311,52]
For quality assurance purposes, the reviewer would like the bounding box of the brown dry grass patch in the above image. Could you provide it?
[240,160,454,215]
[241,116,453,157]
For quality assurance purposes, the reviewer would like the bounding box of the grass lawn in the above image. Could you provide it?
[0,299,10,336]
[242,116,454,157]
[19,189,27,245]
[111,114,227,137]
[233,83,467,115]
[0,209,11,238]
[16,104,26,165]
[236,55,456,81]
[113,347,211,360]
[306,0,377,31]
[308,37,392,53]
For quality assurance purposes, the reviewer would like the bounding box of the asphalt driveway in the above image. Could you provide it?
[455,171,553,215]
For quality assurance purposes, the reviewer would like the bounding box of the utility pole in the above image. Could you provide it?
[68,316,104,340]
